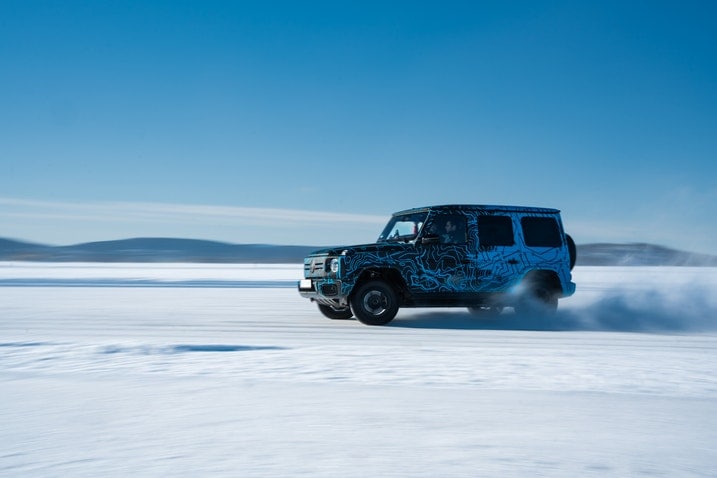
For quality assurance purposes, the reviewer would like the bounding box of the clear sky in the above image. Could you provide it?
[1,1,716,253]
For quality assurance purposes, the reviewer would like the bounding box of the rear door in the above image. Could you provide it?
[473,214,524,291]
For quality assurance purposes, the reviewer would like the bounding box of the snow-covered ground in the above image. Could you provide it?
[1,263,716,477]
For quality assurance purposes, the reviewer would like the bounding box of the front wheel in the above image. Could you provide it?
[317,304,353,320]
[350,280,399,326]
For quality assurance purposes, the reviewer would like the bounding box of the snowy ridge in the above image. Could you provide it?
[0,262,301,287]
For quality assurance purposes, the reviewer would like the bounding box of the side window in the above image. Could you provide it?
[521,217,562,247]
[477,216,514,246]
[428,214,467,244]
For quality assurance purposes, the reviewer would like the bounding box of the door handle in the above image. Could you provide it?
[507,259,519,265]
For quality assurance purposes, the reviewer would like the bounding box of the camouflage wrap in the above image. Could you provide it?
[298,205,576,309]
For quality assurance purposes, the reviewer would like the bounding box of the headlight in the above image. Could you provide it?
[329,258,340,274]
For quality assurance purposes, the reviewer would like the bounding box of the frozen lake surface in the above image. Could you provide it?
[1,263,716,477]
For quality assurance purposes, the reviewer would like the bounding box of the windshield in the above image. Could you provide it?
[377,211,428,242]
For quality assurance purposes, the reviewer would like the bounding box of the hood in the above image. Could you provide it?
[307,241,412,257]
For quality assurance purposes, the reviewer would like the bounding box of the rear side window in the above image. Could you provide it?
[478,216,514,246]
[521,217,562,247]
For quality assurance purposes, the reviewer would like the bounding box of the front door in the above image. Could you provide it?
[412,213,474,295]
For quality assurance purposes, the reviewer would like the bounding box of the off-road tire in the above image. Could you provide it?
[566,234,577,270]
[317,304,354,320]
[514,283,559,316]
[350,280,399,326]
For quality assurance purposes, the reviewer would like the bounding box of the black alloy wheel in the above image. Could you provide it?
[350,280,399,326]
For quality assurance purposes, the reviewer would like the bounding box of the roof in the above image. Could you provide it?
[392,204,561,216]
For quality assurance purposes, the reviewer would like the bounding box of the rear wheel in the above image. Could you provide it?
[514,283,558,316]
[350,280,399,326]
[317,304,353,320]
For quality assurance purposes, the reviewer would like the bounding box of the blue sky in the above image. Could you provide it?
[1,1,716,253]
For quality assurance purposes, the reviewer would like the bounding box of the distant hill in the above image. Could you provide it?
[1,237,716,266]
[0,238,52,259]
[0,237,317,263]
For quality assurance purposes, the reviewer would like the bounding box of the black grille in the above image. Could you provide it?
[320,284,338,296]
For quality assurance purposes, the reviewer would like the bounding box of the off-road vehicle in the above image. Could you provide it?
[298,204,576,325]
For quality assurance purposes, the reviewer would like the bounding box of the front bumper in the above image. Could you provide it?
[298,278,349,307]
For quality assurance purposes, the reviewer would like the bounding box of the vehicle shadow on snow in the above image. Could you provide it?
[392,309,580,331]
[392,293,717,333]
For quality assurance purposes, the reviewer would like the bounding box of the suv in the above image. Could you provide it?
[298,204,576,325]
